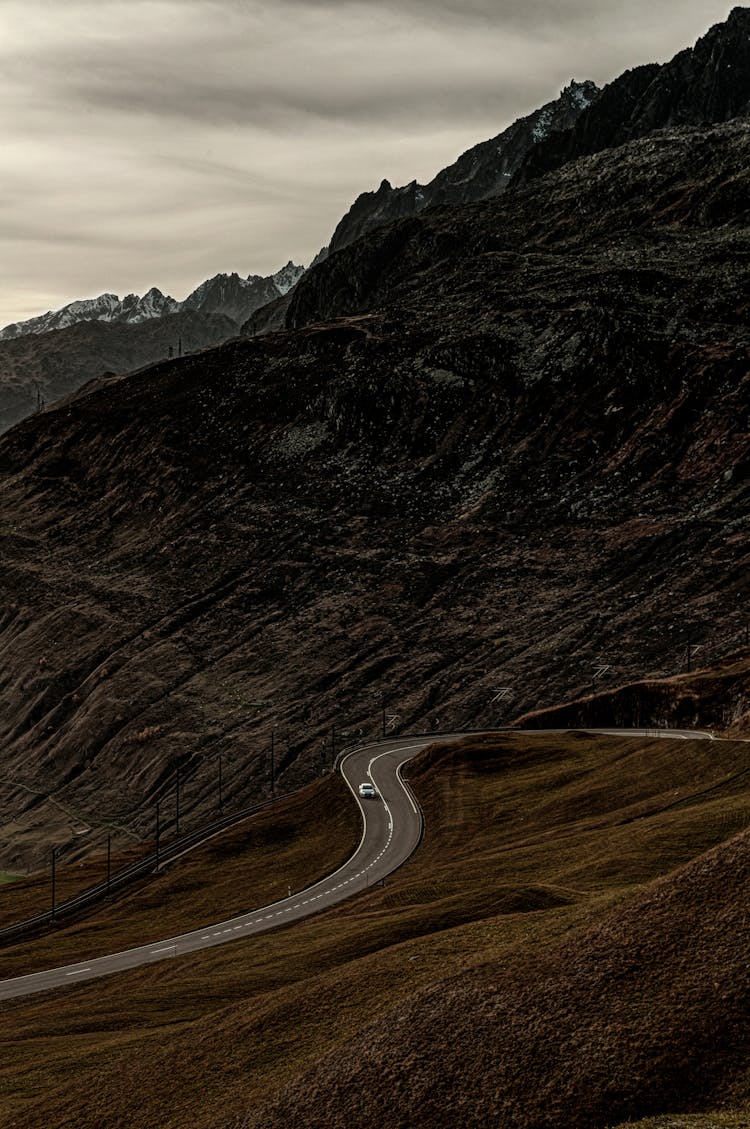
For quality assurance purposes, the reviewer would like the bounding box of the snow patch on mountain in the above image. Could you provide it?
[272,261,306,295]
[565,79,598,111]
[1,263,306,341]
[532,108,555,143]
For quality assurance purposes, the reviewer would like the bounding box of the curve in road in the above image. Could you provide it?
[0,735,433,1002]
[0,727,716,1002]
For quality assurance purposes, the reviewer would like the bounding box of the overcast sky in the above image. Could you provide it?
[0,0,735,326]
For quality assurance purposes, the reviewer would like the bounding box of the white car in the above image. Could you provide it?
[358,782,377,799]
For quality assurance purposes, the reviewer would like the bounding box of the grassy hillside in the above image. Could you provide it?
[1,731,749,1128]
[514,651,750,738]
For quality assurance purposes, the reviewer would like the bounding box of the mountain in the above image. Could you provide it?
[242,84,598,337]
[0,263,305,344]
[0,262,305,434]
[288,5,750,284]
[514,5,750,184]
[182,263,305,325]
[0,103,747,868]
[315,80,599,263]
[0,287,180,341]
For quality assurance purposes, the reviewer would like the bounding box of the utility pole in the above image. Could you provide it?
[51,847,59,920]
[156,800,161,869]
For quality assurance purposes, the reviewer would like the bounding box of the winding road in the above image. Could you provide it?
[0,735,434,1002]
[0,727,715,1002]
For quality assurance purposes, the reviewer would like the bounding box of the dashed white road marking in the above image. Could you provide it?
[66,968,91,976]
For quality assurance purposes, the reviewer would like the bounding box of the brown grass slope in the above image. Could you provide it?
[0,774,357,979]
[514,651,750,738]
[235,736,750,1129]
[3,733,750,1129]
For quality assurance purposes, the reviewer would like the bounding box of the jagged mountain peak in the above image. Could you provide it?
[319,79,601,260]
[271,261,306,296]
[182,263,305,321]
[562,79,600,107]
[1,263,306,343]
[514,6,750,185]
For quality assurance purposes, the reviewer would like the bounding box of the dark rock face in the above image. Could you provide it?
[515,7,750,184]
[515,654,750,736]
[182,273,281,326]
[183,264,305,326]
[241,292,295,338]
[321,81,599,259]
[0,114,747,867]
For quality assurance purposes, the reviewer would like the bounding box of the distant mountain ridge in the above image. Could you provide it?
[0,261,304,434]
[0,262,304,342]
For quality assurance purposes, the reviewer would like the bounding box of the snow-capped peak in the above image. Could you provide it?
[563,79,599,111]
[1,262,307,341]
[271,261,305,296]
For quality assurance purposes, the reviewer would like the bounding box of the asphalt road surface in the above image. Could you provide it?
[0,727,715,1002]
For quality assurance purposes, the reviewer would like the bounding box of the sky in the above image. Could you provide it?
[0,0,736,326]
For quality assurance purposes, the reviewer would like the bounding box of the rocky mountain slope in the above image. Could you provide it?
[314,80,599,264]
[0,106,746,868]
[298,8,750,274]
[515,5,750,184]
[246,8,750,340]
[0,263,304,434]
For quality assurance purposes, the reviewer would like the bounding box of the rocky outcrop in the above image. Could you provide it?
[515,6,750,184]
[319,81,599,260]
[514,654,750,736]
